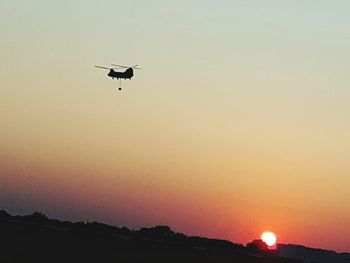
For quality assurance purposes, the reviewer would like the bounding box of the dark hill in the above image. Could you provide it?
[0,210,299,263]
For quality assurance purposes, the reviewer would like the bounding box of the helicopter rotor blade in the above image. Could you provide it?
[110,64,141,70]
[111,64,129,69]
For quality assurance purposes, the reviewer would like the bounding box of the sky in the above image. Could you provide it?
[1,0,350,252]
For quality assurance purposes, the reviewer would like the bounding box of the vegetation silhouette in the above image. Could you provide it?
[0,210,300,263]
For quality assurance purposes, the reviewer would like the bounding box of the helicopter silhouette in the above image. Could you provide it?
[94,64,141,90]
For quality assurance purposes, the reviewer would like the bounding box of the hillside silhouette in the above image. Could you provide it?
[0,210,300,263]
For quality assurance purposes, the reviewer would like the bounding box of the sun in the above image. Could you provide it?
[261,231,277,247]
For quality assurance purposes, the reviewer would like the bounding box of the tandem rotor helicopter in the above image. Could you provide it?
[94,64,141,90]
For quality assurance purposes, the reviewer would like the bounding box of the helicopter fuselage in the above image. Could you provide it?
[108,68,134,80]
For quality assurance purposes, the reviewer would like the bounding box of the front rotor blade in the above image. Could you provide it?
[111,64,129,68]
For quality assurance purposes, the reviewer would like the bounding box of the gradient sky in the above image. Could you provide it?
[1,0,350,252]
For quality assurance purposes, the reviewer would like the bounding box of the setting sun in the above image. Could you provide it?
[261,231,277,247]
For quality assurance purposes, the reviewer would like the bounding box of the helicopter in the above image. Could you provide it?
[94,64,141,90]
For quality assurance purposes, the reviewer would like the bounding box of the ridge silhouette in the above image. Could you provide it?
[0,210,324,263]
